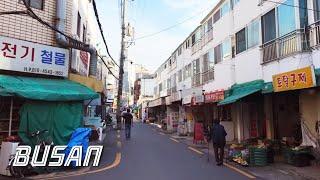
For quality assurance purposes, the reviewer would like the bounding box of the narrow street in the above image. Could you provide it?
[63,122,251,180]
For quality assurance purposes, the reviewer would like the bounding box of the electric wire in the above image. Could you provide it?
[134,4,214,41]
[263,0,320,13]
[92,0,120,68]
[97,54,120,80]
[21,0,119,80]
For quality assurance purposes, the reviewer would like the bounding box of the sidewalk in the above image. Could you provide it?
[171,133,320,180]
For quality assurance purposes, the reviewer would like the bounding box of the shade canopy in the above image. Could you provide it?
[218,80,264,106]
[0,75,99,101]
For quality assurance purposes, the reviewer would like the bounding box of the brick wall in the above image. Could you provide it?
[0,0,73,47]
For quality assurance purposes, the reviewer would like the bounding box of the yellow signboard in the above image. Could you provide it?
[272,66,316,92]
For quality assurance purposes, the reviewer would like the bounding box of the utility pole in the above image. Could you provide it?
[116,0,127,129]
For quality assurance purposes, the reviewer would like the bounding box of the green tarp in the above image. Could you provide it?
[0,75,98,101]
[218,80,264,106]
[18,101,83,146]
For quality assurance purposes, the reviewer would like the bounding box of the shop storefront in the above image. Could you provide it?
[218,80,266,142]
[0,36,98,146]
[148,97,166,124]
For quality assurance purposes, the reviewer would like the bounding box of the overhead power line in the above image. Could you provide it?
[20,0,118,80]
[97,54,119,80]
[92,0,120,68]
[263,0,320,13]
[134,4,215,41]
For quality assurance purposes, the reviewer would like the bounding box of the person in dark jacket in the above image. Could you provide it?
[122,108,133,139]
[211,118,227,166]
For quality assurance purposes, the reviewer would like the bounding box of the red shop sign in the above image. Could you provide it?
[204,90,224,103]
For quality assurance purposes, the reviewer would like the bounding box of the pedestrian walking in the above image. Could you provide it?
[211,119,227,166]
[122,108,133,139]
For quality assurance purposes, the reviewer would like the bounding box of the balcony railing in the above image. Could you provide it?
[202,29,213,47]
[191,39,202,54]
[310,22,320,48]
[202,69,214,84]
[261,29,308,63]
[192,73,202,87]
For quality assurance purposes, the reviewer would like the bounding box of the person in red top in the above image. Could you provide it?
[122,108,133,139]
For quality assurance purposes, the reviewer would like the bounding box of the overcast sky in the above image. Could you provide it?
[96,0,218,72]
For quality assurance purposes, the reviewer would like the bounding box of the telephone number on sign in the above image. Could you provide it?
[23,67,64,76]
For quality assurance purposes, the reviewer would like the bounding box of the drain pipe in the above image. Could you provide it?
[56,0,97,76]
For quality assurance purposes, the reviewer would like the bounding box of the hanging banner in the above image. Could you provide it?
[0,35,69,77]
[272,66,316,92]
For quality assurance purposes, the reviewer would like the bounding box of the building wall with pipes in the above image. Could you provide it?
[70,0,100,77]
[0,0,72,47]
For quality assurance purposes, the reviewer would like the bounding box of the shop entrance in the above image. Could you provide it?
[273,91,302,143]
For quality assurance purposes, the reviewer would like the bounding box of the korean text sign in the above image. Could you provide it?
[272,66,316,92]
[0,36,69,77]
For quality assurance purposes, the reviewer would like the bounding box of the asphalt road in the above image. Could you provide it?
[65,122,250,180]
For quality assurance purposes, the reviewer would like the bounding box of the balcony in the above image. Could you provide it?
[309,22,320,48]
[202,29,213,47]
[192,73,202,87]
[191,39,202,55]
[261,29,308,63]
[202,69,214,84]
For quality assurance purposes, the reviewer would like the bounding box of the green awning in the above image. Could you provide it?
[218,80,264,106]
[316,68,320,86]
[0,75,99,101]
[262,82,274,94]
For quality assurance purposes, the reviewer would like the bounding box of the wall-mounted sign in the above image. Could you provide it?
[272,66,316,92]
[0,35,69,77]
[205,90,224,103]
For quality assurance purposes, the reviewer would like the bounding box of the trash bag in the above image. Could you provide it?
[64,128,92,167]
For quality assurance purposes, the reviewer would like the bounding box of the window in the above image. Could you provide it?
[178,47,182,55]
[214,44,222,64]
[20,0,44,10]
[213,9,221,23]
[222,39,231,59]
[232,0,240,7]
[202,53,209,72]
[178,70,182,82]
[314,0,320,22]
[218,105,232,121]
[167,79,171,89]
[208,49,215,68]
[262,9,276,43]
[77,12,82,37]
[191,34,196,45]
[221,1,230,17]
[299,0,308,28]
[83,25,86,43]
[277,0,296,37]
[184,63,192,79]
[159,83,162,92]
[193,59,200,75]
[236,28,246,54]
[206,17,213,32]
[247,20,260,48]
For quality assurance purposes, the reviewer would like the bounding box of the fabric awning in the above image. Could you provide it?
[69,73,104,93]
[218,80,264,106]
[262,82,273,94]
[0,75,99,101]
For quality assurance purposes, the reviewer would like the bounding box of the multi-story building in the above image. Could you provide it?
[0,0,108,147]
[149,0,320,149]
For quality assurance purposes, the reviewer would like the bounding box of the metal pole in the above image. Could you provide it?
[116,0,127,129]
[9,97,13,136]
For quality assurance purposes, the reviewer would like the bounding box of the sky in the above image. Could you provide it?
[95,0,218,72]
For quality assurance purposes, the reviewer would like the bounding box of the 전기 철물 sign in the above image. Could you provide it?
[0,35,69,77]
